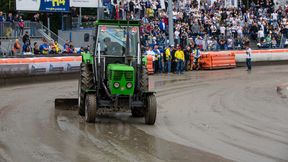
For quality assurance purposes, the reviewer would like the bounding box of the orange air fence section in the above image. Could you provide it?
[200,52,236,70]
[146,55,154,75]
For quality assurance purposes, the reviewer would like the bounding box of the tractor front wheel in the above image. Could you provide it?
[145,94,157,125]
[85,94,97,123]
[78,78,85,116]
[78,63,94,116]
[140,66,149,92]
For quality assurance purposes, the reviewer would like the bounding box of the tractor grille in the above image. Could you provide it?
[125,71,133,81]
[114,71,123,80]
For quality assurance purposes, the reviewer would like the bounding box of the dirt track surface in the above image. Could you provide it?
[1,65,288,162]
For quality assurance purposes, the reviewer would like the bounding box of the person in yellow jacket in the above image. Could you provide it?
[174,45,185,74]
[164,45,172,73]
[54,41,60,54]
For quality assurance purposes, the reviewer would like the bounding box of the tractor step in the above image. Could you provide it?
[55,98,78,110]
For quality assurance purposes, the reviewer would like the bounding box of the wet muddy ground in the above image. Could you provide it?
[1,65,288,162]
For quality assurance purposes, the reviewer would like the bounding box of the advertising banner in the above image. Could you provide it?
[0,64,29,78]
[16,0,70,12]
[0,56,81,78]
[70,0,99,8]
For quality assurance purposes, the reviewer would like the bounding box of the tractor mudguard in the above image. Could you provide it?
[82,53,94,64]
[142,91,156,95]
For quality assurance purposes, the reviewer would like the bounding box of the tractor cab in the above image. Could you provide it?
[78,20,157,125]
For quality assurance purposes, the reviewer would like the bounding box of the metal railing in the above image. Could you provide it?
[0,21,66,51]
[31,22,66,50]
[0,22,20,38]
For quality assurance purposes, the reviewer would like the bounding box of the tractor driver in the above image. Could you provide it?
[103,37,123,55]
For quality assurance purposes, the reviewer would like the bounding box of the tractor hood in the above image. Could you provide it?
[107,64,135,96]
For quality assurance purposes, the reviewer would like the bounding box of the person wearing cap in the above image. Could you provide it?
[174,45,185,75]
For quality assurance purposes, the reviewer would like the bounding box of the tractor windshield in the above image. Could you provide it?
[97,25,139,56]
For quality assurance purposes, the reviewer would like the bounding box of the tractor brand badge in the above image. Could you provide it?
[121,87,125,91]
[101,26,107,32]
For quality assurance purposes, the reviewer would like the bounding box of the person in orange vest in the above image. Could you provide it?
[175,45,185,75]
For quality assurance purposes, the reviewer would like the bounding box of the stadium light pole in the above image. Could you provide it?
[168,0,174,46]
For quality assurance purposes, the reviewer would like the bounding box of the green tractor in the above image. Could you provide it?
[78,20,157,125]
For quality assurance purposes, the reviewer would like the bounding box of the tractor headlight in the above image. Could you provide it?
[114,82,120,88]
[126,82,133,89]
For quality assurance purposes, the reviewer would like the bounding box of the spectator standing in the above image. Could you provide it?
[153,45,161,73]
[0,11,4,22]
[0,41,4,56]
[0,11,4,37]
[193,46,201,70]
[31,13,40,36]
[164,45,172,73]
[22,31,30,45]
[139,0,145,18]
[184,46,192,71]
[13,14,19,36]
[6,13,13,23]
[5,13,13,38]
[18,16,25,36]
[174,29,180,45]
[245,45,252,71]
[31,13,40,22]
[171,45,177,73]
[175,45,185,75]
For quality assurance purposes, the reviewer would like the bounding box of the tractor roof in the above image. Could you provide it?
[95,20,141,27]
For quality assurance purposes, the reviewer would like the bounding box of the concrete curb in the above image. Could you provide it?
[276,83,288,98]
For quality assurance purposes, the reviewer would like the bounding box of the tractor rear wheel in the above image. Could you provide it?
[131,108,144,117]
[85,94,97,123]
[78,63,94,116]
[140,66,149,92]
[145,94,157,125]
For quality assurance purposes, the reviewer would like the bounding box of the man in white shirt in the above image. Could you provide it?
[174,29,180,44]
[258,28,265,41]
[220,25,226,36]
[271,12,278,21]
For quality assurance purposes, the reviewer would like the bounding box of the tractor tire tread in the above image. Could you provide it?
[145,95,157,125]
[85,94,97,123]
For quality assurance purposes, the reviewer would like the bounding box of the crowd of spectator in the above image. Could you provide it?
[103,0,288,73]
[18,34,87,55]
[2,0,288,56]
[104,0,288,51]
